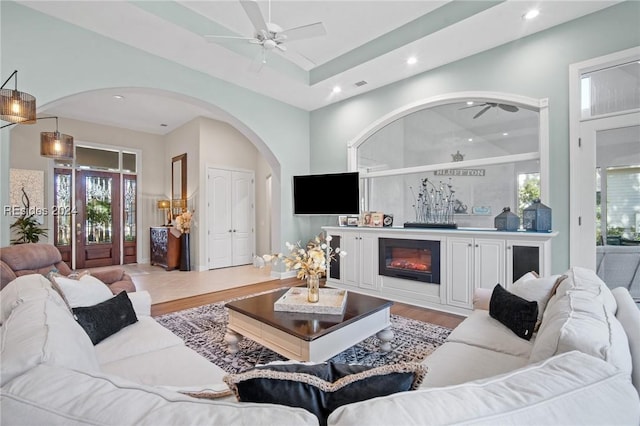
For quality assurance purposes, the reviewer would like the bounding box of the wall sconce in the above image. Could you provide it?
[40,116,74,160]
[0,70,36,124]
[157,199,171,226]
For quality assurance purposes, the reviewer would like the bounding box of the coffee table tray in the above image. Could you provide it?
[274,288,348,315]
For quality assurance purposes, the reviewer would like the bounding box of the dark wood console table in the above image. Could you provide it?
[150,226,181,270]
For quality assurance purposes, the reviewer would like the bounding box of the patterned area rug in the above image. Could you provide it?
[156,291,452,374]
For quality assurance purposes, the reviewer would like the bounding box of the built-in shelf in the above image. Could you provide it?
[323,226,558,316]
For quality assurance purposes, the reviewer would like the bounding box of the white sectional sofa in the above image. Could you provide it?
[1,267,639,425]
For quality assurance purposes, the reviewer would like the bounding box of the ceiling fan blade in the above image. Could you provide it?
[473,106,491,119]
[276,43,287,52]
[281,22,326,41]
[498,103,519,112]
[204,35,257,42]
[239,0,268,33]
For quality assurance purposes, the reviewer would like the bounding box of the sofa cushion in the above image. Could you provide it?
[224,362,425,426]
[73,291,139,345]
[551,266,617,313]
[489,284,538,340]
[328,351,640,426]
[445,310,534,358]
[51,274,113,308]
[0,296,100,386]
[95,316,184,365]
[529,290,632,375]
[612,287,640,395]
[510,274,566,329]
[420,341,529,388]
[101,345,229,395]
[1,364,318,426]
[0,274,67,324]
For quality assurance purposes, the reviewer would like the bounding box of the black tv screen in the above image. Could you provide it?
[293,172,360,215]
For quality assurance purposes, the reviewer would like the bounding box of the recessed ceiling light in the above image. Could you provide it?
[113,95,125,100]
[523,9,540,20]
[503,132,509,136]
[466,101,474,106]
[332,86,342,94]
[407,56,417,65]
[468,138,473,142]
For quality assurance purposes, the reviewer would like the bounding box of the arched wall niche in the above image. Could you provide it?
[347,91,549,228]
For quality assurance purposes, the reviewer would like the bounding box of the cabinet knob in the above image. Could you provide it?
[468,243,472,247]
[475,244,479,248]
[228,229,232,233]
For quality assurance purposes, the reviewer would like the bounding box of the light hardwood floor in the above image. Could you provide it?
[138,265,464,329]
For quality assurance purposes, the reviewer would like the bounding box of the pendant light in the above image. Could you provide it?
[0,70,36,124]
[40,116,74,160]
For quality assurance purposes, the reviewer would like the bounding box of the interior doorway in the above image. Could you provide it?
[569,47,640,269]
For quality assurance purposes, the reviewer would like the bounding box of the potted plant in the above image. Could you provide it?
[10,188,47,244]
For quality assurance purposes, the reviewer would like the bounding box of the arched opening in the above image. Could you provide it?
[9,87,281,270]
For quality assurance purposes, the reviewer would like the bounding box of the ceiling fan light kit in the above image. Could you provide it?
[204,0,325,67]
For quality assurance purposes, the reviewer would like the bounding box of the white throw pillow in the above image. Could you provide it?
[510,274,565,328]
[53,274,113,308]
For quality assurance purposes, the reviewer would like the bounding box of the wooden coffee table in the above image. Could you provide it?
[224,288,394,362]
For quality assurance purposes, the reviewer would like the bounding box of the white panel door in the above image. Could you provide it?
[231,170,254,266]
[208,169,232,269]
[359,233,378,290]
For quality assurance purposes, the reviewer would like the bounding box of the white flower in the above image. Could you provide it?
[325,235,332,242]
[262,254,273,262]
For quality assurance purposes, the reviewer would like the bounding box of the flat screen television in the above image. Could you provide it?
[293,172,360,215]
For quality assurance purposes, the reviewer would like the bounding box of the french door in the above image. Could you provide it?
[75,170,121,268]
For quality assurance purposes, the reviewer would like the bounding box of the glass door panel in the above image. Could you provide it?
[53,169,73,266]
[76,170,120,268]
[123,175,137,264]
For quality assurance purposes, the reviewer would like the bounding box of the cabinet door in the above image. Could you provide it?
[359,233,378,290]
[506,239,543,286]
[474,239,506,290]
[447,237,474,309]
[326,232,344,284]
[342,232,360,287]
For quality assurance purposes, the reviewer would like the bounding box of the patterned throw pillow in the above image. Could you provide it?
[224,362,426,426]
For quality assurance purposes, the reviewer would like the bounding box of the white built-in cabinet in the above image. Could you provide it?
[324,226,557,315]
[207,168,255,269]
[339,231,378,290]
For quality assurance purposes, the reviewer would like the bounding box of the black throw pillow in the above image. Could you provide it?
[72,291,138,345]
[489,284,538,341]
[223,362,426,426]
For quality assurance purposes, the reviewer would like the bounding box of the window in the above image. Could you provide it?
[598,165,640,245]
[517,172,540,219]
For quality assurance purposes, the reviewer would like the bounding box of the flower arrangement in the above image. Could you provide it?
[175,210,193,234]
[263,233,346,280]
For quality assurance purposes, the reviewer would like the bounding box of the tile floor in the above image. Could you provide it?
[106,263,276,305]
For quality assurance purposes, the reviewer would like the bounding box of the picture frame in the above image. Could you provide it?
[338,215,347,226]
[347,216,359,227]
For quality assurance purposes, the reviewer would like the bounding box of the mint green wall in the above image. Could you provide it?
[0,2,311,249]
[310,2,640,274]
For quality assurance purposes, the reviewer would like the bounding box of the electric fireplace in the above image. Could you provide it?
[378,238,441,284]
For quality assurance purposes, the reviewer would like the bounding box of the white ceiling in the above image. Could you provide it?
[18,0,620,135]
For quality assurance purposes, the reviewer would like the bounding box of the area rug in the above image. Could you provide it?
[156,292,452,374]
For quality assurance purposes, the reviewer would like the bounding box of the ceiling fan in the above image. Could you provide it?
[461,102,519,119]
[204,0,326,69]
